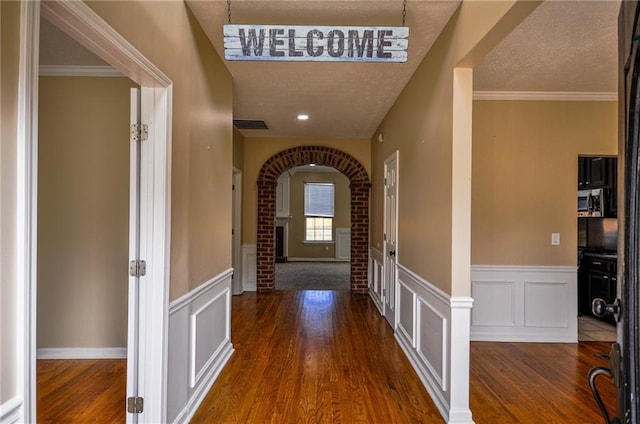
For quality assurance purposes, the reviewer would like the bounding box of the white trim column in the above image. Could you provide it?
[16,2,40,421]
[448,297,474,424]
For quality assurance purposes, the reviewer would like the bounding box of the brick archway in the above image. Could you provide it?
[256,146,370,293]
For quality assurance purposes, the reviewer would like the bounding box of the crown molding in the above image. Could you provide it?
[39,65,124,77]
[473,91,617,102]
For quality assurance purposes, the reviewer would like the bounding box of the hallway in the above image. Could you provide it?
[37,290,616,422]
[192,291,443,422]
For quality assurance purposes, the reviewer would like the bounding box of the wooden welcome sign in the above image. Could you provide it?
[223,25,409,62]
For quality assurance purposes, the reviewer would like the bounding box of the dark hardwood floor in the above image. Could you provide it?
[37,358,126,423]
[192,291,443,423]
[37,291,617,423]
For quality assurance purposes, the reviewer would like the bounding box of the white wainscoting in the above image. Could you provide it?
[335,228,351,261]
[0,397,22,424]
[167,269,234,423]
[369,247,384,314]
[471,265,577,342]
[241,243,257,292]
[394,264,473,423]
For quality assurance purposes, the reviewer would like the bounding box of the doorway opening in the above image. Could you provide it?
[36,19,136,419]
[17,2,173,422]
[273,164,351,291]
[256,146,370,293]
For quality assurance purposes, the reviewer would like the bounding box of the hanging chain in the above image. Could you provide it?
[227,0,232,24]
[402,0,407,26]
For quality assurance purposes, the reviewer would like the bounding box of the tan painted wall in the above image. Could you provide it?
[1,0,19,404]
[242,137,370,244]
[87,1,233,300]
[233,128,245,171]
[370,1,537,295]
[37,77,135,348]
[287,171,350,259]
[471,100,618,266]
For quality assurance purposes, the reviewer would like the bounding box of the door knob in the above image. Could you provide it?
[592,298,621,322]
[389,250,396,257]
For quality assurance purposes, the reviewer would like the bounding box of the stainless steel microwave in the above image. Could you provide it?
[578,188,605,217]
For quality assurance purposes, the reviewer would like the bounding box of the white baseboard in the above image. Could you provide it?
[36,347,127,359]
[0,397,23,424]
[167,270,234,423]
[471,265,577,343]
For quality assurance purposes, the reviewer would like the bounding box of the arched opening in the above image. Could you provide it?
[256,146,370,293]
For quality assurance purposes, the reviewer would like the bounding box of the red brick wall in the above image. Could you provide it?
[256,146,370,293]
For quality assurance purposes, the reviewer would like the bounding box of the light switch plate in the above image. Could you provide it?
[551,233,560,246]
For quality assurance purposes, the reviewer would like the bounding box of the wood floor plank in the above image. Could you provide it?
[470,341,617,423]
[37,358,126,423]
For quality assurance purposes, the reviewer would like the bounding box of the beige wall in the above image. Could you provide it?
[1,0,19,404]
[471,100,618,266]
[87,1,234,300]
[233,128,245,171]
[370,1,537,295]
[37,77,135,348]
[287,171,350,259]
[242,137,370,244]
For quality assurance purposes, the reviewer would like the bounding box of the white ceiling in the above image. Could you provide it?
[41,0,622,140]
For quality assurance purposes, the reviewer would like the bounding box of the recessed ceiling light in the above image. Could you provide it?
[309,163,316,167]
[297,114,309,120]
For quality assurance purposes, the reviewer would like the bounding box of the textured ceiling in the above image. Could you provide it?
[41,1,621,140]
[474,0,620,93]
[186,0,462,138]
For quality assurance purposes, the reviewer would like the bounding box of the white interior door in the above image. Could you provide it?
[126,88,143,424]
[383,151,399,327]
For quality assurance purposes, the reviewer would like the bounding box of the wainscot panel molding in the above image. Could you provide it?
[368,247,384,314]
[0,397,23,424]
[39,65,124,77]
[394,264,474,424]
[241,244,257,292]
[36,347,126,359]
[471,265,577,342]
[167,269,234,423]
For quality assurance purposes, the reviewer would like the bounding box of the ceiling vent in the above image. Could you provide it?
[233,119,269,130]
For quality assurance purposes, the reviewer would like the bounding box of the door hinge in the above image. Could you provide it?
[130,124,149,142]
[384,178,387,186]
[383,233,387,241]
[232,184,235,191]
[127,396,144,414]
[232,229,235,235]
[129,260,146,277]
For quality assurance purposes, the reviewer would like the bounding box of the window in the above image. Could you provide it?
[304,182,334,242]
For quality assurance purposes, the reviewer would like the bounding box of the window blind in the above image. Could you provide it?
[304,182,334,217]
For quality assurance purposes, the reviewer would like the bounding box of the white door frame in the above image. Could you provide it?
[383,151,399,328]
[232,167,243,294]
[17,2,173,422]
